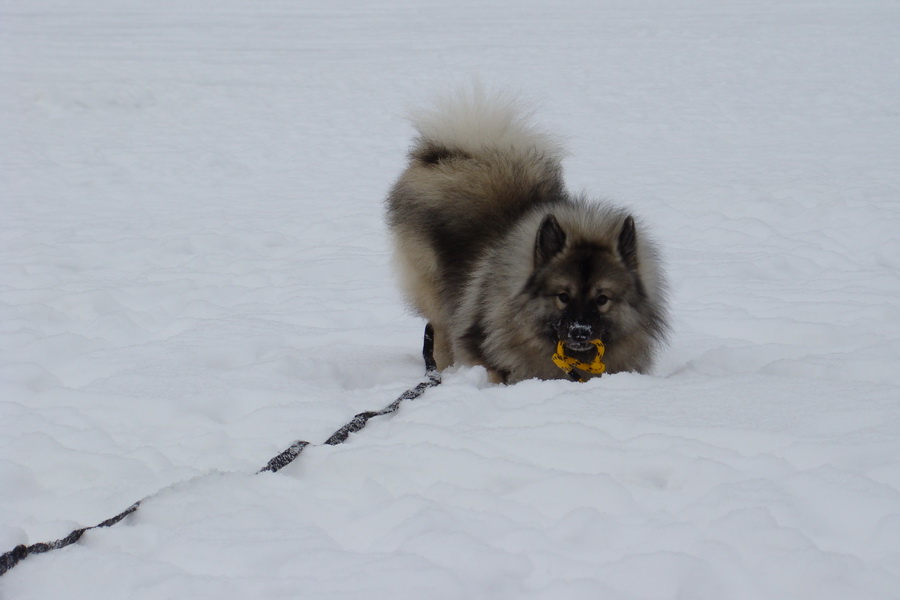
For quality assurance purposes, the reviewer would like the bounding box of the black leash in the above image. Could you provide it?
[0,324,441,577]
[258,323,440,471]
[0,501,142,578]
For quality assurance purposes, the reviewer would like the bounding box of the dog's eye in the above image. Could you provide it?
[557,292,571,305]
[596,294,610,307]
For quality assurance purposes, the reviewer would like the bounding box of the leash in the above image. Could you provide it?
[259,323,440,471]
[0,324,441,577]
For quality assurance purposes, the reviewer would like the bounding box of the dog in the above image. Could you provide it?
[386,89,669,383]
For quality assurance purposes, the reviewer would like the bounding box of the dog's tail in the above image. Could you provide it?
[408,85,564,165]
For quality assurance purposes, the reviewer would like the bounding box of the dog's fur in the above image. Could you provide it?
[386,90,669,383]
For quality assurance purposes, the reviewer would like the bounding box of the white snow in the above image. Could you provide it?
[2,0,899,597]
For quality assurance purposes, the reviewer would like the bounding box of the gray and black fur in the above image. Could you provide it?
[386,90,669,383]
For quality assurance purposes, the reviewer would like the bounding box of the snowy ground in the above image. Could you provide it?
[2,0,899,597]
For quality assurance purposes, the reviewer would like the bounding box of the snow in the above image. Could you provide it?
[2,0,899,597]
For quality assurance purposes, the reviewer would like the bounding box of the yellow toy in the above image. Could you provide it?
[552,339,606,382]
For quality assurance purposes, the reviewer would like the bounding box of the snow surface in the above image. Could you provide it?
[2,0,899,597]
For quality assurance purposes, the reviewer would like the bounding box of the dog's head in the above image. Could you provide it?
[524,213,646,354]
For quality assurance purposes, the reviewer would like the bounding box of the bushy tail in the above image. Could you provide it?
[408,85,564,162]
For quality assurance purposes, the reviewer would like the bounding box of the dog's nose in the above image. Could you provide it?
[568,324,592,342]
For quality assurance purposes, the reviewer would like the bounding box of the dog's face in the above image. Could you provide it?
[524,214,645,353]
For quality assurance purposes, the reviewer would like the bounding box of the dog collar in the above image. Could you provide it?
[552,339,606,382]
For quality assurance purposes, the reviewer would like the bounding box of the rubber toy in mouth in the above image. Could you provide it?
[551,339,606,382]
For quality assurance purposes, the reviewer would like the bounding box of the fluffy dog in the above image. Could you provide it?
[386,90,669,383]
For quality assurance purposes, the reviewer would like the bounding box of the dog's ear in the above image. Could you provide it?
[535,214,566,265]
[617,215,639,271]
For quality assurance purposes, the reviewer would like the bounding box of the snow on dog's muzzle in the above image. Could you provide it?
[565,324,594,351]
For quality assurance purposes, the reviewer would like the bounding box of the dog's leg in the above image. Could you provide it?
[429,322,454,370]
[487,369,508,385]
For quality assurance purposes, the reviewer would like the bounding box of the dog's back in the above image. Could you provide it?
[386,90,568,366]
